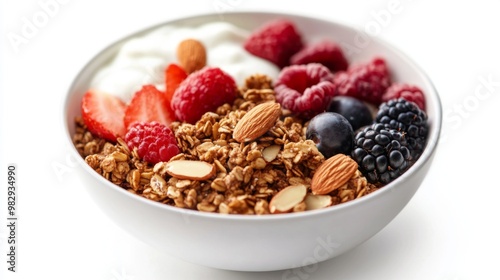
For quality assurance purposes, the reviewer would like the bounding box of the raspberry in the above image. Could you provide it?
[125,122,180,164]
[171,67,237,124]
[290,39,348,72]
[333,57,391,105]
[274,63,336,119]
[382,83,426,111]
[244,19,303,68]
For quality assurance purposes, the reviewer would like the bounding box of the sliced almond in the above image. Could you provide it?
[304,194,332,210]
[176,38,207,74]
[165,160,215,180]
[311,154,358,195]
[262,145,280,162]
[233,102,281,143]
[269,184,307,214]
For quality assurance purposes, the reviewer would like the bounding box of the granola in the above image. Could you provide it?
[73,74,378,215]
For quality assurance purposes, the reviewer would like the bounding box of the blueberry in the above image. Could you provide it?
[326,96,373,131]
[306,112,354,158]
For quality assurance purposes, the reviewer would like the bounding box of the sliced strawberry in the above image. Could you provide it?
[81,90,126,142]
[165,63,188,103]
[124,84,175,129]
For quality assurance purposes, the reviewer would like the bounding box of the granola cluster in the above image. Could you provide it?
[73,74,378,214]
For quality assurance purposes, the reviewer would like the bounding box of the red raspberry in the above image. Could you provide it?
[171,67,237,124]
[244,19,303,68]
[333,57,391,105]
[382,83,426,111]
[290,39,348,72]
[125,122,179,164]
[274,63,336,119]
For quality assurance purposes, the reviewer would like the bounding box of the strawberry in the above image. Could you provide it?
[165,63,187,103]
[124,84,175,129]
[244,19,303,68]
[81,90,126,142]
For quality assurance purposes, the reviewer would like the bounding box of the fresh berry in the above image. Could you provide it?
[327,96,373,131]
[375,98,428,161]
[165,63,187,103]
[274,63,336,119]
[290,39,348,72]
[352,123,411,184]
[124,84,175,129]
[306,112,354,159]
[244,19,303,68]
[81,90,126,142]
[124,122,179,164]
[171,67,237,124]
[333,57,391,105]
[382,83,426,111]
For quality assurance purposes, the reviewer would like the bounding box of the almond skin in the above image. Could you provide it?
[311,154,358,195]
[176,39,207,74]
[233,102,281,143]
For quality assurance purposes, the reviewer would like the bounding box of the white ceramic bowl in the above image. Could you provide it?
[63,11,441,271]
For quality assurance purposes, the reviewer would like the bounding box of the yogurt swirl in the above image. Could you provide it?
[90,22,280,102]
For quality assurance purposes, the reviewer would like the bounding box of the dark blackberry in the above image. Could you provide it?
[352,123,411,184]
[376,98,428,161]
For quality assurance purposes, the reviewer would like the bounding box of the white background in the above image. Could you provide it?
[1,0,500,279]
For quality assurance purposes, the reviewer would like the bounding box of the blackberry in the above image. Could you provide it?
[376,98,428,161]
[352,123,411,184]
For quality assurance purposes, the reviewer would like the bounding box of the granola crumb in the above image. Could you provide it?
[73,74,378,214]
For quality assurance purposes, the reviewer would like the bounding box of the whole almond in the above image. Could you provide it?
[311,154,358,195]
[176,39,207,74]
[233,102,281,143]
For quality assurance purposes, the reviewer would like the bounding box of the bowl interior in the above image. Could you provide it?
[63,11,441,220]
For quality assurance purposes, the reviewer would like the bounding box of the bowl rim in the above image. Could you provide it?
[63,10,442,222]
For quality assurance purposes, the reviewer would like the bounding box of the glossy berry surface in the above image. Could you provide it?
[165,63,187,103]
[306,112,354,159]
[81,90,126,142]
[376,98,428,161]
[327,96,373,131]
[171,67,237,124]
[333,57,391,105]
[125,122,180,164]
[124,84,175,129]
[290,39,348,72]
[351,123,411,184]
[274,63,336,119]
[243,19,303,68]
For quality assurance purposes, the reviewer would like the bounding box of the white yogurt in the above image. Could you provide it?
[90,22,280,102]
